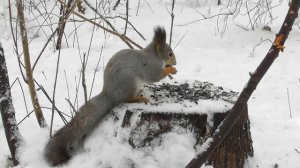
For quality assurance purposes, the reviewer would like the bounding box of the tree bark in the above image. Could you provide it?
[186,1,300,167]
[16,0,47,127]
[0,43,23,166]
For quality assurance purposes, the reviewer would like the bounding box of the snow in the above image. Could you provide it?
[1,0,300,168]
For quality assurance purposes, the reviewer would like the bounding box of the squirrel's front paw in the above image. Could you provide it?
[165,66,177,75]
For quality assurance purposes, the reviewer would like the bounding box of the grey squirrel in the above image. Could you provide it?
[44,26,177,165]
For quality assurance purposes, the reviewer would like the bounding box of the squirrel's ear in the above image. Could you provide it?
[153,26,166,58]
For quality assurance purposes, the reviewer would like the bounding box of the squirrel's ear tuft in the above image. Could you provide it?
[153,26,166,58]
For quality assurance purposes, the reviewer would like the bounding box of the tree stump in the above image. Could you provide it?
[121,81,253,168]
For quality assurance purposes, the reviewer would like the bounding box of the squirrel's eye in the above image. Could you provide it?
[168,52,173,57]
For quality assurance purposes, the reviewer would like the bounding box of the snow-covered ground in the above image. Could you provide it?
[1,0,300,167]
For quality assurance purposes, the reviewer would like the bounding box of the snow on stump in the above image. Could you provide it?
[121,81,253,168]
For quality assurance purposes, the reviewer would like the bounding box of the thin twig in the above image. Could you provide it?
[74,75,81,112]
[64,70,73,117]
[251,39,273,54]
[30,10,51,42]
[8,0,26,82]
[235,24,251,31]
[246,2,254,30]
[34,80,69,123]
[65,98,78,114]
[136,0,141,16]
[85,17,97,100]
[32,29,58,72]
[173,30,188,50]
[178,6,235,26]
[105,15,146,40]
[28,3,58,46]
[18,106,71,126]
[124,0,129,35]
[169,0,175,46]
[72,15,82,58]
[89,46,104,99]
[82,0,116,31]
[35,1,58,49]
[17,110,34,125]
[287,88,292,118]
[81,53,88,103]
[143,0,153,13]
[10,78,29,116]
[50,47,63,137]
[85,13,97,68]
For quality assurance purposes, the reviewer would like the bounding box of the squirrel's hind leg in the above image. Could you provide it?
[125,95,150,104]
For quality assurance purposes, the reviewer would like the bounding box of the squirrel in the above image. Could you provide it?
[44,26,177,166]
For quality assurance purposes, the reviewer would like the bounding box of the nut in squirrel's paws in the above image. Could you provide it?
[165,65,177,75]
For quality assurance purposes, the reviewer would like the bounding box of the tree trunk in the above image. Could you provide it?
[0,43,23,166]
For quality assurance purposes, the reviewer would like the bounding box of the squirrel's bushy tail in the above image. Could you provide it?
[44,92,116,166]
